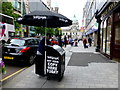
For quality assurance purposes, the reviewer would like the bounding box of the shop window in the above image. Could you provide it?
[100,21,104,51]
[106,25,111,55]
[114,12,120,22]
[115,23,120,45]
[102,20,107,53]
[106,16,112,55]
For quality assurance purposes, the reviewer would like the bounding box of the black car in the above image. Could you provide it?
[2,37,40,66]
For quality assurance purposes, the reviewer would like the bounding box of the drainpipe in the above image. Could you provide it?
[95,10,102,52]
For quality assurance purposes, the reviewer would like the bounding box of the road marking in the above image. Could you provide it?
[0,67,28,82]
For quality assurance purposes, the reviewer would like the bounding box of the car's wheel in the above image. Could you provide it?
[27,55,36,66]
[47,76,50,80]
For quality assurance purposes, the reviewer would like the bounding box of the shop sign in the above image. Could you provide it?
[101,2,118,19]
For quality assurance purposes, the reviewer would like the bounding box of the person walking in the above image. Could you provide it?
[58,35,62,47]
[88,37,92,47]
[83,38,87,48]
[69,38,73,46]
[64,35,67,47]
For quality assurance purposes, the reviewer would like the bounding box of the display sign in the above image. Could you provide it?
[101,2,118,19]
[47,56,59,74]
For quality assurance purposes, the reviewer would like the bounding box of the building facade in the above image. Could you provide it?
[96,1,120,60]
[7,0,29,37]
[83,0,120,60]
[82,0,98,46]
[62,15,81,39]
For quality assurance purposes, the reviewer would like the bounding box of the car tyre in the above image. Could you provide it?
[27,55,36,66]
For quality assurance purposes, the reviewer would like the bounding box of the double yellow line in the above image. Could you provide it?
[0,67,28,82]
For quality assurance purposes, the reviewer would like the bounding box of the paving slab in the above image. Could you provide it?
[2,43,119,89]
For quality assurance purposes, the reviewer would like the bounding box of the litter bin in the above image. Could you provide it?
[46,45,65,81]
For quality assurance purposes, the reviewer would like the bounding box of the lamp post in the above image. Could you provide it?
[95,10,102,52]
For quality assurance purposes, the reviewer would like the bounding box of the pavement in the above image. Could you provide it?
[2,41,119,89]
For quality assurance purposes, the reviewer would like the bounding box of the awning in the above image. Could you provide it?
[86,28,93,35]
[86,23,98,35]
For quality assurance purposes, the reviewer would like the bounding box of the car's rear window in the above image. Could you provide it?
[7,39,25,46]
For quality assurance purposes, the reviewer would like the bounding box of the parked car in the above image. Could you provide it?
[2,37,40,66]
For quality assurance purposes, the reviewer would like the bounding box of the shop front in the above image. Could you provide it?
[99,2,120,60]
[85,17,98,47]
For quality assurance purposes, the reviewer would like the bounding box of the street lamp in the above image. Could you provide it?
[95,10,102,52]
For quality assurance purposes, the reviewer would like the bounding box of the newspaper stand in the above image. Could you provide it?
[46,45,65,81]
[35,54,45,76]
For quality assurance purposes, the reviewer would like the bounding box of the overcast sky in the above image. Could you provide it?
[42,0,87,27]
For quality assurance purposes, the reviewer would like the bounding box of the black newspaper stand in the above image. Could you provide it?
[46,45,65,81]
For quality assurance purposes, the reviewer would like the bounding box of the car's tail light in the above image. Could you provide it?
[19,47,30,53]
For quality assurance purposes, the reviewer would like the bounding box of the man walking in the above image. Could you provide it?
[64,35,67,47]
[88,37,92,47]
[83,37,87,48]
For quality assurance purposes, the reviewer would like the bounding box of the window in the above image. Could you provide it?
[13,0,21,12]
[106,16,112,55]
[8,39,25,46]
[2,16,13,24]
[102,19,107,53]
[100,21,103,51]
[114,12,120,45]
[33,39,39,45]
[115,23,120,45]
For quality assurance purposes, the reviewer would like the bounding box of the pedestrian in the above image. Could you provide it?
[37,33,51,55]
[58,35,62,47]
[74,38,78,46]
[88,37,92,47]
[83,37,87,48]
[69,38,73,46]
[35,33,51,76]
[64,35,67,47]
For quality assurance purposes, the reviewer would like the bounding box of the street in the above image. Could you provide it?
[2,62,28,80]
[0,42,27,83]
[2,42,118,89]
[1,0,120,89]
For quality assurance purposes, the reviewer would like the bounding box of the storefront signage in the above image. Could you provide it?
[47,56,59,74]
[101,2,118,18]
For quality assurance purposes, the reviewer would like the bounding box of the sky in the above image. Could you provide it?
[42,0,87,28]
